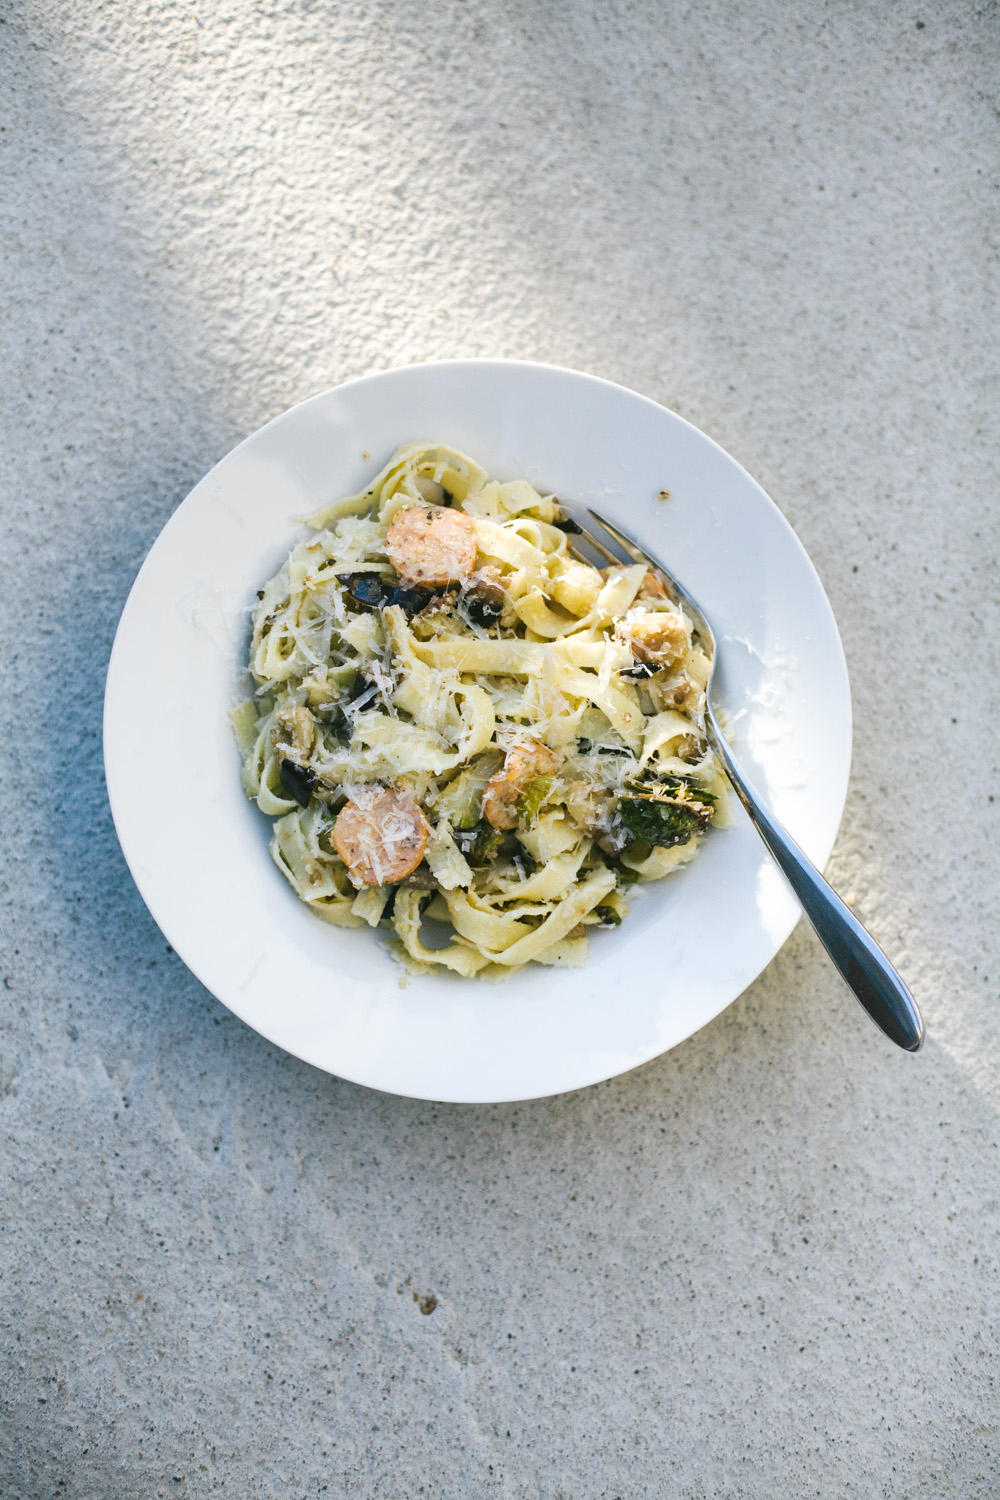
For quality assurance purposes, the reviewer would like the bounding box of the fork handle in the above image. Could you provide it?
[706,713,924,1051]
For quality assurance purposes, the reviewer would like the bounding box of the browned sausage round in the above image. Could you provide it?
[384,505,478,587]
[482,741,559,830]
[333,787,430,886]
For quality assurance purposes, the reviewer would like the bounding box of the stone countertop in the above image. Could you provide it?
[2,3,998,1496]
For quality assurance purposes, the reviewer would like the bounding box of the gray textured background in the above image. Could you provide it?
[2,2,999,1496]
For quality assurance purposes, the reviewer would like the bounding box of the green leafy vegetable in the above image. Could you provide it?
[458,821,504,865]
[635,772,717,807]
[436,753,504,831]
[279,758,316,808]
[618,794,710,848]
[516,775,553,827]
[594,904,622,927]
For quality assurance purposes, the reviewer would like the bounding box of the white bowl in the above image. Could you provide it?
[104,360,851,1103]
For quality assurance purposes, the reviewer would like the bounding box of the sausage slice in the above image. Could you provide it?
[482,740,559,830]
[333,787,430,886]
[384,505,478,587]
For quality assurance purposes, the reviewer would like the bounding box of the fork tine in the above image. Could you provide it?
[565,519,625,569]
[586,509,654,568]
[587,508,715,652]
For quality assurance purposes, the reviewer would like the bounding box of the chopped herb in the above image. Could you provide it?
[594,904,622,927]
[279,758,317,808]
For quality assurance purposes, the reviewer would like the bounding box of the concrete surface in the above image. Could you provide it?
[1,2,998,1495]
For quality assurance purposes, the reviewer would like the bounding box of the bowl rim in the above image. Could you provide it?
[104,357,852,1101]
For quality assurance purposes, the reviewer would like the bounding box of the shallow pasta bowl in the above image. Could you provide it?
[104,359,852,1103]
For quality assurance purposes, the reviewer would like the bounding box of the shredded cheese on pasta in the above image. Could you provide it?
[234,442,726,978]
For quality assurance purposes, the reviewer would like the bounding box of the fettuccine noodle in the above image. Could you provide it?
[233,442,725,978]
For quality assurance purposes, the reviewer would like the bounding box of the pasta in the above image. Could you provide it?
[232,442,726,978]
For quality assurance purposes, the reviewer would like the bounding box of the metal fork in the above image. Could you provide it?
[572,509,924,1053]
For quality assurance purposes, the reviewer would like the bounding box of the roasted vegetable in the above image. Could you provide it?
[338,571,390,608]
[618,777,715,847]
[390,584,442,617]
[618,796,706,847]
[279,758,317,808]
[321,705,351,744]
[483,741,558,830]
[336,572,441,618]
[516,774,553,828]
[435,754,504,830]
[454,821,505,864]
[461,586,505,628]
[630,773,717,809]
[576,738,631,757]
[317,671,369,744]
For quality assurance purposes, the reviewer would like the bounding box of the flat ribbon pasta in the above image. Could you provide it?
[235,441,723,977]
